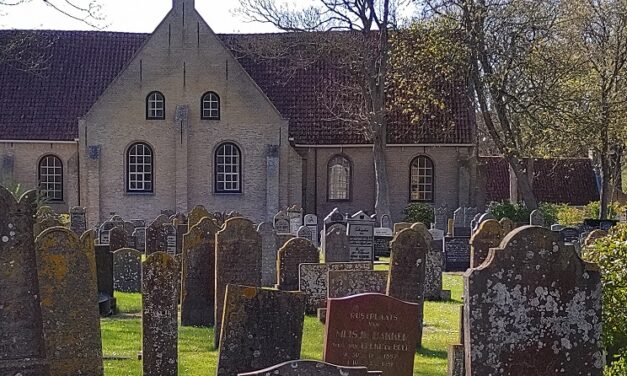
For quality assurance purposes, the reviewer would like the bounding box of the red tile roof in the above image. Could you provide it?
[0,30,475,144]
[482,156,599,205]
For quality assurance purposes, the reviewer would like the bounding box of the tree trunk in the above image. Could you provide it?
[505,155,538,210]
[373,128,391,220]
[599,130,610,219]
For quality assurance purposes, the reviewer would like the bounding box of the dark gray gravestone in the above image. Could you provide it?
[35,228,103,375]
[464,226,603,376]
[181,217,220,327]
[175,223,187,255]
[324,223,350,262]
[109,225,128,252]
[0,187,49,375]
[443,236,471,272]
[69,206,87,235]
[297,225,314,245]
[529,209,545,227]
[113,248,142,293]
[98,220,116,245]
[215,218,262,348]
[559,227,580,243]
[95,244,114,301]
[347,211,375,261]
[142,252,178,376]
[238,360,374,375]
[327,270,388,298]
[276,237,319,291]
[434,203,449,231]
[217,285,305,376]
[145,214,170,254]
[132,226,146,252]
[257,222,279,287]
[373,227,393,257]
[387,227,427,347]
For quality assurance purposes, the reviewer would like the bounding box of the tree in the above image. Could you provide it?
[0,0,104,28]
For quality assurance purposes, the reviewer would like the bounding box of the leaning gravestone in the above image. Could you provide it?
[143,252,178,376]
[325,223,350,262]
[469,220,503,269]
[188,204,210,231]
[215,218,262,348]
[387,227,427,348]
[113,248,142,292]
[276,237,319,291]
[464,226,603,375]
[347,211,375,261]
[217,285,306,376]
[257,222,279,286]
[324,293,420,376]
[239,360,375,375]
[35,228,103,376]
[327,270,388,298]
[529,209,545,227]
[70,206,87,235]
[0,187,49,375]
[181,217,220,327]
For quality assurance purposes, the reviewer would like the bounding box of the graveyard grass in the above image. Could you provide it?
[101,273,463,375]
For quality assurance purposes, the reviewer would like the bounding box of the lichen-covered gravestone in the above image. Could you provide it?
[324,293,420,376]
[499,217,515,235]
[142,251,178,376]
[215,218,262,348]
[113,248,142,292]
[469,219,503,268]
[69,206,87,235]
[238,360,375,375]
[0,187,49,375]
[187,204,210,231]
[144,214,170,254]
[327,270,388,298]
[324,223,350,262]
[217,285,306,376]
[464,226,603,375]
[257,222,279,286]
[411,222,442,300]
[181,217,219,327]
[276,237,319,291]
[35,228,103,375]
[386,227,427,348]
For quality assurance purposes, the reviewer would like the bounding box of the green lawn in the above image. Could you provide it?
[101,274,463,375]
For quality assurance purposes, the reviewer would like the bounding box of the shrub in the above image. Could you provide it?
[605,352,627,376]
[556,204,585,226]
[487,201,557,224]
[584,201,624,220]
[403,203,434,225]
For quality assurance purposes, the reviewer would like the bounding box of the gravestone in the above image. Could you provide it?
[95,244,114,307]
[217,285,305,376]
[239,360,375,375]
[143,252,178,376]
[274,210,291,235]
[529,209,545,226]
[113,248,142,292]
[98,219,117,245]
[327,270,388,298]
[324,293,420,376]
[175,223,187,255]
[299,262,373,314]
[161,209,175,218]
[559,227,580,243]
[304,213,319,247]
[35,228,103,375]
[347,211,375,261]
[325,223,350,262]
[443,236,471,272]
[0,187,49,375]
[453,207,464,235]
[215,218,262,348]
[387,227,427,347]
[380,214,392,229]
[411,223,441,301]
[188,204,210,231]
[257,222,279,286]
[70,206,87,235]
[297,225,314,245]
[181,217,219,327]
[145,215,170,254]
[463,207,479,227]
[132,226,146,252]
[551,224,564,232]
[322,208,347,252]
[109,225,128,252]
[469,220,503,269]
[393,222,412,234]
[373,227,393,257]
[473,212,496,234]
[464,226,603,375]
[164,224,177,255]
[499,218,515,235]
[277,237,320,291]
[434,204,449,231]
[584,229,608,247]
[288,204,304,235]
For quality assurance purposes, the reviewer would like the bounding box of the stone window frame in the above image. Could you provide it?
[214,142,242,194]
[201,91,220,120]
[409,155,435,202]
[126,142,154,193]
[327,154,352,202]
[146,91,165,120]
[38,154,63,202]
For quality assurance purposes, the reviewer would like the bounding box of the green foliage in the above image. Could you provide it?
[583,224,627,362]
[605,351,627,375]
[486,201,558,224]
[403,203,434,225]
[555,201,625,225]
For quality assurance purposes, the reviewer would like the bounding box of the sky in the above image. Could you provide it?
[0,0,281,33]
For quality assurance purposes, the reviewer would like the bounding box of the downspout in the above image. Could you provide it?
[76,139,81,206]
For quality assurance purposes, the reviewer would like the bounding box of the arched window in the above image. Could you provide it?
[127,143,154,193]
[38,155,63,201]
[328,155,351,201]
[146,91,165,119]
[201,91,220,120]
[215,142,241,193]
[410,156,434,202]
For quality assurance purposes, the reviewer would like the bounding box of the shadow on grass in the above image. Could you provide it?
[417,346,448,359]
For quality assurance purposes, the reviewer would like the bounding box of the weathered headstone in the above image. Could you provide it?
[393,222,412,234]
[453,207,464,235]
[181,217,219,327]
[144,215,169,254]
[35,228,103,375]
[274,210,291,235]
[188,204,210,231]
[434,204,449,231]
[347,211,375,261]
[327,270,388,298]
[411,223,442,301]
[257,222,279,286]
[443,236,471,272]
[164,224,177,255]
[464,226,603,375]
[473,212,496,234]
[142,252,178,376]
[70,206,87,235]
[469,219,503,269]
[463,207,479,228]
[217,285,305,376]
[161,209,175,218]
[380,214,392,229]
[499,217,515,235]
[0,187,49,375]
[288,204,304,235]
[98,220,116,245]
[239,360,375,376]
[529,209,545,227]
[550,223,564,232]
[109,225,128,252]
[584,229,608,247]
[373,227,393,257]
[215,218,262,348]
[297,225,314,244]
[277,237,320,291]
[113,248,142,292]
[132,226,146,252]
[322,208,347,252]
[304,213,319,247]
[325,223,350,262]
[324,293,420,375]
[95,244,114,304]
[387,227,427,347]
[559,227,581,243]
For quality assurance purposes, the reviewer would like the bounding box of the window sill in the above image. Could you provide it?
[125,192,155,196]
[213,192,242,196]
[328,199,351,202]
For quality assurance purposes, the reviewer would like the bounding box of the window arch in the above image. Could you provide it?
[215,142,241,193]
[38,155,63,202]
[201,91,220,120]
[146,91,165,119]
[127,143,154,193]
[327,155,351,201]
[410,156,434,202]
